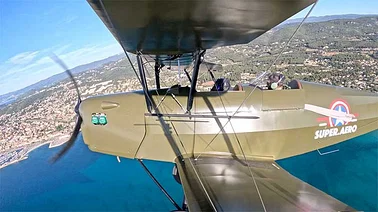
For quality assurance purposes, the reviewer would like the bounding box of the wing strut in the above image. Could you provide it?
[184,69,192,83]
[137,53,153,113]
[137,159,183,211]
[187,50,205,112]
[154,60,161,90]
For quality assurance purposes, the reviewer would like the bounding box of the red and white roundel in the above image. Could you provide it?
[328,100,350,127]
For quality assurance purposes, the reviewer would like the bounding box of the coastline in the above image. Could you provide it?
[0,156,28,170]
[26,140,51,154]
[0,135,68,170]
[49,135,70,148]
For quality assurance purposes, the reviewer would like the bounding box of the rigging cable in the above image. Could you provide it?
[137,159,183,211]
[206,72,268,212]
[233,0,318,117]
[140,53,180,111]
[195,71,267,160]
[98,0,142,87]
[194,2,318,211]
[98,3,187,210]
[140,52,218,211]
[101,0,317,209]
[266,0,318,74]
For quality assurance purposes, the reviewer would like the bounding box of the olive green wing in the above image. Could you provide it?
[175,156,354,211]
[87,0,315,54]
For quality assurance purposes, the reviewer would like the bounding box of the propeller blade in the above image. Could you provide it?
[48,53,83,163]
[50,116,82,163]
[49,53,81,102]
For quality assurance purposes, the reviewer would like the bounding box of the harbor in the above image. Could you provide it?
[0,135,69,170]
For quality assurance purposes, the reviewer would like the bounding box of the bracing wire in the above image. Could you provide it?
[140,53,177,110]
[98,0,143,86]
[195,71,267,160]
[228,122,267,211]
[140,53,218,210]
[201,71,267,211]
[232,1,318,118]
[139,53,191,155]
[266,0,318,74]
[194,2,318,211]
[98,1,208,209]
[107,0,317,209]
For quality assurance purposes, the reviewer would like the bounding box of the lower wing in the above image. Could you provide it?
[175,156,354,211]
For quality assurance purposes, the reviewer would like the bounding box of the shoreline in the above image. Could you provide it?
[26,140,51,154]
[0,156,28,170]
[49,135,70,148]
[0,135,68,170]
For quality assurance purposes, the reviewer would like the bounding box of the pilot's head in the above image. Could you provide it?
[267,73,285,90]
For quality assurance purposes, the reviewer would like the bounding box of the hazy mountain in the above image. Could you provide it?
[281,14,377,26]
[0,53,125,108]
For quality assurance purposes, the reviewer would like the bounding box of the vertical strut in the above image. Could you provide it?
[184,69,192,83]
[187,50,205,112]
[208,70,215,81]
[138,159,183,211]
[178,58,181,86]
[154,60,161,90]
[137,53,153,113]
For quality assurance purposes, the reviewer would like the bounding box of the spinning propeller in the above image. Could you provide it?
[49,54,83,163]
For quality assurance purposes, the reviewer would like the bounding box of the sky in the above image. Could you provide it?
[0,0,377,96]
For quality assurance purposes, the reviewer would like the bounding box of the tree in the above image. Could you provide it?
[56,124,64,131]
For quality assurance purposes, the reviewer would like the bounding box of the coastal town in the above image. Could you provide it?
[1,16,377,169]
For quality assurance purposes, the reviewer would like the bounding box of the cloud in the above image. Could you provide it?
[63,16,78,24]
[55,16,78,27]
[35,56,52,65]
[56,43,123,68]
[54,44,71,55]
[0,58,51,80]
[0,49,53,79]
[0,43,124,95]
[7,51,40,65]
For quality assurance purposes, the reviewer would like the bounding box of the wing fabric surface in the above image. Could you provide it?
[175,156,354,211]
[88,0,316,54]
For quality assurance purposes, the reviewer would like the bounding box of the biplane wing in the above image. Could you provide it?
[175,156,354,211]
[88,0,316,55]
[78,1,360,211]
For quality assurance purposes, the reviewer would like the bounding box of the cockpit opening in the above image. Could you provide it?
[231,73,303,92]
[211,78,231,92]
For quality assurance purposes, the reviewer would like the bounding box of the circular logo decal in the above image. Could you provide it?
[328,100,350,127]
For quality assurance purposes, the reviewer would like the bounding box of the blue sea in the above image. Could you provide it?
[0,130,377,211]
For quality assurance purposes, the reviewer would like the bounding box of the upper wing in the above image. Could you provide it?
[175,156,354,211]
[88,0,315,54]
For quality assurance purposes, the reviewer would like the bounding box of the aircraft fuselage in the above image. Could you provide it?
[80,81,378,162]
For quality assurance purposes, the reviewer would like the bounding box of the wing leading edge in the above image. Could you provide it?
[88,0,316,54]
[175,156,354,211]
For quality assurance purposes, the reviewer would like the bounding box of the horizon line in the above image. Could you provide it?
[1,13,377,97]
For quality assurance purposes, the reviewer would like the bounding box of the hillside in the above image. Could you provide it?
[206,16,378,90]
[0,53,126,108]
[282,14,375,25]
